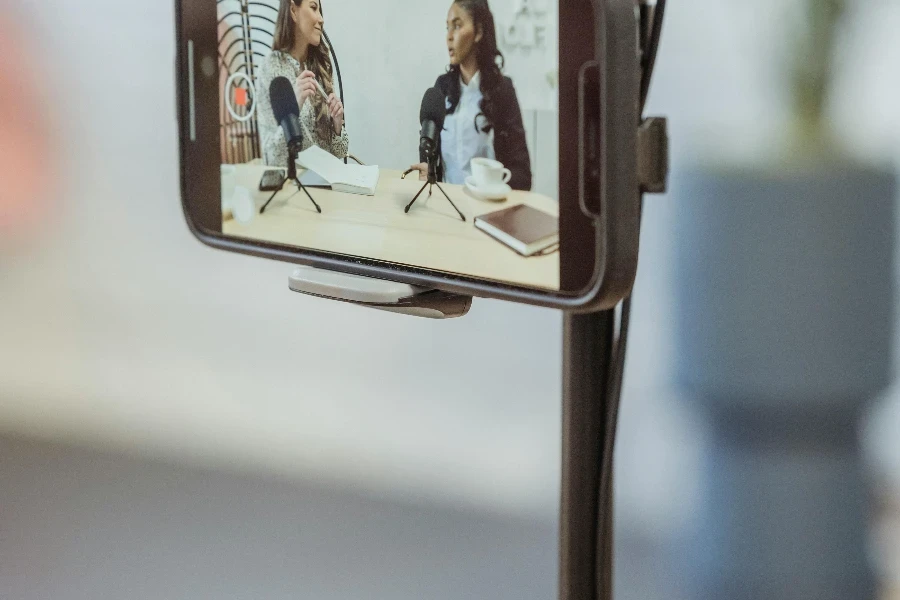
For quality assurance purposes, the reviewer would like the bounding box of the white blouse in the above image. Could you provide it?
[440,71,495,185]
[255,51,350,168]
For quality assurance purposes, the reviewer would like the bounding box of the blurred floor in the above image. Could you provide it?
[0,433,687,600]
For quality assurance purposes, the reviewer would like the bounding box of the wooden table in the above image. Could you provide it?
[222,166,560,290]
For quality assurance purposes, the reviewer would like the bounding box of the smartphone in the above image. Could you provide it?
[259,168,287,192]
[177,0,642,310]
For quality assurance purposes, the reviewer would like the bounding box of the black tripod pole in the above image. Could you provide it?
[260,147,322,214]
[287,147,321,213]
[560,309,618,600]
[293,177,322,213]
[555,7,663,595]
[403,159,466,222]
[259,187,281,215]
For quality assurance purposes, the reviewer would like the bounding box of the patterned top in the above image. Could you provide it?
[255,50,350,167]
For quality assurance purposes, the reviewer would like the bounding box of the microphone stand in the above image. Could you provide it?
[260,143,321,214]
[321,30,347,165]
[404,154,465,222]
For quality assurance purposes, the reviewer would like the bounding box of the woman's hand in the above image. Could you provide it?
[407,163,428,181]
[327,93,344,134]
[294,70,318,107]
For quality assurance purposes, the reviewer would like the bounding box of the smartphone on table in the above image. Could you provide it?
[258,168,287,192]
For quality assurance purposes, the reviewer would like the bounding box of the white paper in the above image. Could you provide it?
[295,146,380,195]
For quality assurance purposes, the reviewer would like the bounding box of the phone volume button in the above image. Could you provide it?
[577,60,602,219]
[187,39,197,142]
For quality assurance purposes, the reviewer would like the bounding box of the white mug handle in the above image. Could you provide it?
[501,168,512,184]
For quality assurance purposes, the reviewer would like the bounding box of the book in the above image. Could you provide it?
[295,145,380,195]
[474,204,559,257]
[298,169,331,188]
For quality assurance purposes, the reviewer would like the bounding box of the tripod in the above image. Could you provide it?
[260,146,322,215]
[404,157,465,222]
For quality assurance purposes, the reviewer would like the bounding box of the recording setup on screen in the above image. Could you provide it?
[216,0,563,291]
[177,0,663,592]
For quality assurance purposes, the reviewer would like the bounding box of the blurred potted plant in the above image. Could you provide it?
[672,3,896,600]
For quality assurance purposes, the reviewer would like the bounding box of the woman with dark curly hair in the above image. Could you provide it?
[409,0,532,191]
[256,0,350,167]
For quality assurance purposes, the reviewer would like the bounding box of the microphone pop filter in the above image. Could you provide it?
[270,76,300,124]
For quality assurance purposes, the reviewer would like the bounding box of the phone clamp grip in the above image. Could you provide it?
[288,266,472,319]
[637,117,669,194]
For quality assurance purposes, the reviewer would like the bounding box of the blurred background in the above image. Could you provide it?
[1,1,899,599]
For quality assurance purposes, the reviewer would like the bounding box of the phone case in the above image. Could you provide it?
[176,0,642,312]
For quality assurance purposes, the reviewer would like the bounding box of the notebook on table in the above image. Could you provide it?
[474,204,559,257]
[296,145,380,195]
[298,169,331,188]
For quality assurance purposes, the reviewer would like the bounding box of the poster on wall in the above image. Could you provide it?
[496,0,559,112]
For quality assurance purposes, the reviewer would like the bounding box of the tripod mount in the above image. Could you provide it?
[260,143,322,215]
[403,153,466,222]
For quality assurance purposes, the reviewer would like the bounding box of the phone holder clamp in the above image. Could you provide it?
[288,266,472,319]
[637,117,669,194]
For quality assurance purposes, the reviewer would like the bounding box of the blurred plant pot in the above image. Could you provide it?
[672,163,896,600]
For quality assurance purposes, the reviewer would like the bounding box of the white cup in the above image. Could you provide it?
[471,157,512,188]
[221,164,237,204]
[230,186,255,224]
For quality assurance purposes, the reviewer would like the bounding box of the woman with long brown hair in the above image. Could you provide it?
[408,0,531,191]
[256,0,349,167]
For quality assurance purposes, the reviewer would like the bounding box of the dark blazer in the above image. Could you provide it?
[422,72,533,191]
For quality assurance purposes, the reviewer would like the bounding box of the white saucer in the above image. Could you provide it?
[465,176,511,201]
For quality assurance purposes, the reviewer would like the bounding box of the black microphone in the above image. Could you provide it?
[262,76,322,214]
[404,87,465,221]
[419,87,446,161]
[270,76,304,155]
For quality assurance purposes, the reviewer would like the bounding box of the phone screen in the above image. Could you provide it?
[203,0,596,293]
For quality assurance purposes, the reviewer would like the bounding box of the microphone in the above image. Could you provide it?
[404,87,464,221]
[419,87,446,161]
[261,76,322,214]
[270,76,304,155]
